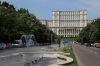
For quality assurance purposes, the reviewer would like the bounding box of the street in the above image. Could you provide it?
[72,43,100,66]
[0,46,47,56]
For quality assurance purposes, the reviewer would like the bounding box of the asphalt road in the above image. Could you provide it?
[0,46,47,56]
[72,43,100,66]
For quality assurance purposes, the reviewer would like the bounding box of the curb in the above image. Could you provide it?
[0,53,21,58]
[46,52,73,65]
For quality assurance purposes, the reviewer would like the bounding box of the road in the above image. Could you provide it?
[72,43,100,66]
[0,46,47,56]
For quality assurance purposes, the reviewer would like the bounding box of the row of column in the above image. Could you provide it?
[58,29,81,35]
[50,28,82,37]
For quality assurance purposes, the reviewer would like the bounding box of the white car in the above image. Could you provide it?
[0,43,6,50]
[93,43,97,47]
[12,40,26,48]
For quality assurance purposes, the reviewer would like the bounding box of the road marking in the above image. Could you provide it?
[90,50,92,51]
[95,52,97,54]
[12,53,19,55]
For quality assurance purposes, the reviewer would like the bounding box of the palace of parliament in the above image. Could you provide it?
[40,10,93,37]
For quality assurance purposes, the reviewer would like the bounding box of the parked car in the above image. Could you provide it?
[80,43,84,45]
[85,43,91,47]
[12,40,26,48]
[90,43,94,47]
[0,43,6,50]
[95,43,100,48]
[5,42,12,49]
[93,43,96,47]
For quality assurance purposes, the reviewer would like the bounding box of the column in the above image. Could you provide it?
[57,28,58,35]
[65,29,66,35]
[74,28,75,37]
[63,29,64,35]
[66,29,67,37]
[71,29,72,37]
[73,29,74,37]
[59,29,61,35]
[63,28,64,36]
[61,29,63,35]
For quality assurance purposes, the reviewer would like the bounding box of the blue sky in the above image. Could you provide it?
[1,0,100,20]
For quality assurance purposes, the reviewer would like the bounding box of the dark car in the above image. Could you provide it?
[85,43,91,47]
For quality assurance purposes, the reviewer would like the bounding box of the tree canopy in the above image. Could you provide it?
[0,1,60,43]
[77,18,100,43]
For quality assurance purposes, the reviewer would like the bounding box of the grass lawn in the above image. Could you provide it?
[57,45,78,66]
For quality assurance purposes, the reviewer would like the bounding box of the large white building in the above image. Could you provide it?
[40,10,93,37]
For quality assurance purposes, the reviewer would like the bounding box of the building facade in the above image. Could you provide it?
[40,10,93,37]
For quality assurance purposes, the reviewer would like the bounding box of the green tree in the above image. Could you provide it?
[77,18,100,43]
[0,1,60,44]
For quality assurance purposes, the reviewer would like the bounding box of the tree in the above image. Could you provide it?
[0,1,60,43]
[77,18,100,43]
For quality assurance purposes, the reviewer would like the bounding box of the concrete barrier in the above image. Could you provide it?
[55,54,73,64]
[46,52,70,56]
[46,52,73,65]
